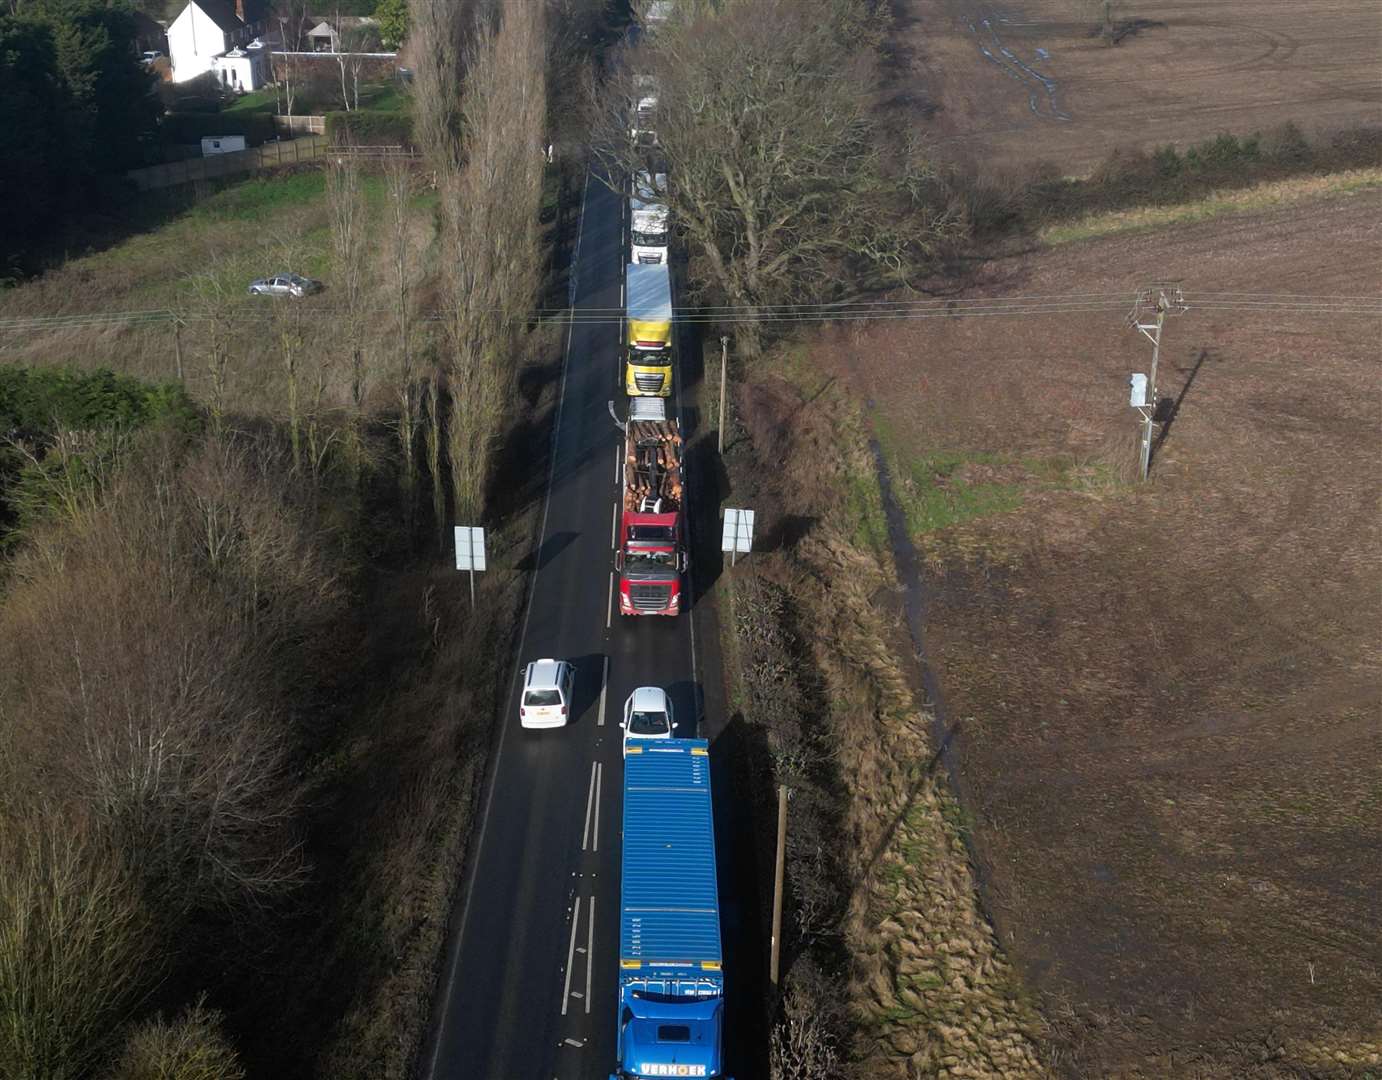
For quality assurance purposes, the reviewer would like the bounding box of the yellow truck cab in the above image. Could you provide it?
[625,262,673,397]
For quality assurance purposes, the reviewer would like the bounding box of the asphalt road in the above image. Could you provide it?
[422,171,726,1080]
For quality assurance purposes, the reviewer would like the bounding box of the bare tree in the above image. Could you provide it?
[442,0,547,527]
[407,0,467,177]
[385,155,421,519]
[408,0,469,534]
[111,997,245,1080]
[0,814,159,1080]
[338,23,384,111]
[326,149,370,477]
[591,0,959,355]
[276,0,310,120]
[186,265,237,432]
[271,233,311,472]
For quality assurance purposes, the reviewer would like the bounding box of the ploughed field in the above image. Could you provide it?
[888,0,1382,171]
[818,189,1382,1074]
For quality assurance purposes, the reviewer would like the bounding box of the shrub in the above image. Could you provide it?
[325,109,415,148]
[160,111,276,147]
[111,999,246,1080]
[0,814,158,1080]
[0,366,198,436]
[0,434,341,926]
[0,368,199,544]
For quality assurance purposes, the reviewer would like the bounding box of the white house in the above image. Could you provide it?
[213,41,271,93]
[167,0,270,86]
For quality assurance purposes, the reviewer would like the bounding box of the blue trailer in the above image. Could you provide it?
[612,739,732,1080]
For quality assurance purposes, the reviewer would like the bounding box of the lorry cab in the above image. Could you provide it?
[520,658,575,729]
[630,74,659,145]
[625,262,674,397]
[613,991,726,1079]
[630,171,670,265]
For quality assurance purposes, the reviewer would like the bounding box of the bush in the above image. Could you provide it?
[0,368,200,543]
[0,434,342,925]
[0,815,158,1080]
[160,111,276,147]
[111,999,246,1080]
[325,109,415,148]
[0,366,198,437]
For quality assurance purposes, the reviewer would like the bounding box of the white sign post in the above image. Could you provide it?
[721,508,755,568]
[454,526,487,609]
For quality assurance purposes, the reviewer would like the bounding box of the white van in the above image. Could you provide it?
[520,659,576,729]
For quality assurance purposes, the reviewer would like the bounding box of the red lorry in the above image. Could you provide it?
[616,397,687,616]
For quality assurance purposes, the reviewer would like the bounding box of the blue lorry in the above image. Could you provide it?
[612,739,732,1080]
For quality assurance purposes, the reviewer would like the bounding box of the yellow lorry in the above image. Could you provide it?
[625,262,673,397]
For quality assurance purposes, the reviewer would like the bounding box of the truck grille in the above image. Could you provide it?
[634,372,666,394]
[629,583,672,612]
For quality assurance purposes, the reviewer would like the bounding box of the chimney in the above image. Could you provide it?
[235,0,245,22]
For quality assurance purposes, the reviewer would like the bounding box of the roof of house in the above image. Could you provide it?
[307,15,377,32]
[190,0,268,34]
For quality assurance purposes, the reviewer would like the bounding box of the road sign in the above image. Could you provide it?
[1129,372,1148,408]
[455,526,486,608]
[454,526,487,571]
[721,508,754,566]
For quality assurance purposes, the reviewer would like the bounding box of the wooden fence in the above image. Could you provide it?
[273,114,327,135]
[125,135,329,191]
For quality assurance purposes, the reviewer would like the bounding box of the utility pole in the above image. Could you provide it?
[717,335,729,455]
[1126,284,1186,481]
[769,784,788,989]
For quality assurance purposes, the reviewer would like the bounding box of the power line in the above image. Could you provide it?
[1,291,1379,335]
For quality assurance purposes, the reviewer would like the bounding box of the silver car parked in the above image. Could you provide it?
[248,272,322,298]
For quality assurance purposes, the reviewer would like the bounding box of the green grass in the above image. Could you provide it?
[357,83,411,113]
[187,172,327,223]
[222,89,279,116]
[846,472,890,553]
[895,452,1023,536]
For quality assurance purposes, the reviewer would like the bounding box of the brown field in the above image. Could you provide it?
[888,0,1382,171]
[815,188,1382,1074]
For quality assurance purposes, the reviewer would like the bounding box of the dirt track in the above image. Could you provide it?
[888,0,1382,171]
[818,189,1382,1074]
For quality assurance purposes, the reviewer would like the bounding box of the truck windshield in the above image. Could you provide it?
[631,229,669,248]
[625,554,676,581]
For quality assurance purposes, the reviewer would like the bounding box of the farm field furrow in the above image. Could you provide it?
[890,0,1382,171]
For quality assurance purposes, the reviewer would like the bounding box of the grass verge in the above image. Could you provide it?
[706,343,1045,1077]
[1041,166,1382,245]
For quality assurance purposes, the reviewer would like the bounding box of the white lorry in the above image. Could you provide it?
[629,170,670,265]
[630,74,658,146]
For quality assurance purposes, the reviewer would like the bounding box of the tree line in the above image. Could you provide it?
[0,0,160,277]
[0,0,580,1073]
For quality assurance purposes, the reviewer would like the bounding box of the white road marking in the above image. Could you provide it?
[581,762,598,852]
[564,1038,583,1048]
[561,895,582,1017]
[597,656,609,727]
[425,167,593,1080]
[585,895,595,1014]
[610,501,618,549]
[593,764,602,853]
[606,571,615,629]
[614,442,621,486]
